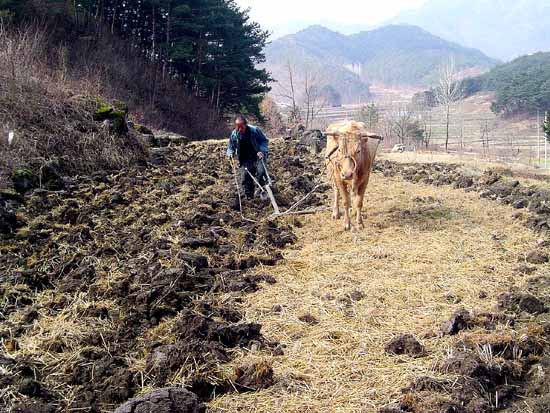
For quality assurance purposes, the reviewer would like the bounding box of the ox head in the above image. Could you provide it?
[330,136,365,182]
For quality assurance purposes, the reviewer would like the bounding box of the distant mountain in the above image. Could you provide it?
[347,25,497,85]
[266,20,372,39]
[265,24,498,104]
[391,0,550,61]
[459,52,550,116]
[265,26,371,104]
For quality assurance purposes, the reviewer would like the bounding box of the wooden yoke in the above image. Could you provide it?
[324,132,384,141]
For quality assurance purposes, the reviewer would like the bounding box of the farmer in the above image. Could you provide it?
[227,115,269,200]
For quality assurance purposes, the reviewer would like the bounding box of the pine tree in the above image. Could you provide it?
[0,0,21,21]
[214,0,270,116]
[357,103,380,130]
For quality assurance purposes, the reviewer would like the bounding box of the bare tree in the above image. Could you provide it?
[260,96,286,136]
[421,112,433,149]
[278,60,302,126]
[411,97,433,149]
[277,60,326,129]
[435,58,463,152]
[380,117,395,146]
[480,120,491,156]
[386,104,414,145]
[302,66,326,129]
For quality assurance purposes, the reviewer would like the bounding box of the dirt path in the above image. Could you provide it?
[208,174,540,412]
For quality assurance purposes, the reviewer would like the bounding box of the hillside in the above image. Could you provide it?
[348,25,496,85]
[265,25,497,104]
[0,0,272,192]
[391,0,550,60]
[460,52,550,116]
[0,0,270,124]
[262,19,372,39]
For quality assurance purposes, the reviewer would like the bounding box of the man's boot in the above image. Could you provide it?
[230,196,241,211]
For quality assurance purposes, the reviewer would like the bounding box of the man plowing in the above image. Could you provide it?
[227,115,270,201]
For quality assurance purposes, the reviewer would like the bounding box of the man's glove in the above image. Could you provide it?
[257,152,264,160]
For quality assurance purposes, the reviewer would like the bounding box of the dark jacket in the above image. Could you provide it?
[226,125,269,159]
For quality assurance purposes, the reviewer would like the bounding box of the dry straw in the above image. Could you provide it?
[209,171,541,412]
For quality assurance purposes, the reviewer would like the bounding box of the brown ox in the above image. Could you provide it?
[325,121,381,231]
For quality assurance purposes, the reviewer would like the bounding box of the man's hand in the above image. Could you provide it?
[257,152,264,160]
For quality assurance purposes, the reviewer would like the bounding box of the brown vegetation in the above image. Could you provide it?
[0,25,146,189]
[0,22,232,190]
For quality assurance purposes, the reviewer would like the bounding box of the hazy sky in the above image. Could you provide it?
[235,0,429,35]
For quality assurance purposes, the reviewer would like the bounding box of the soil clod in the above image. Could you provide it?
[525,251,549,265]
[441,308,472,335]
[298,314,319,325]
[385,334,425,357]
[234,360,275,392]
[498,292,548,314]
[114,387,203,413]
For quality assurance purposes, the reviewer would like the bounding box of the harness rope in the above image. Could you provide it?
[326,134,383,180]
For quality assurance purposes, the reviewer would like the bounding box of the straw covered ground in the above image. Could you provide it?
[3,135,550,412]
[209,172,550,412]
[0,138,326,412]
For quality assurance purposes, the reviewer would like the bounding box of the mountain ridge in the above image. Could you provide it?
[265,24,498,103]
[390,0,550,60]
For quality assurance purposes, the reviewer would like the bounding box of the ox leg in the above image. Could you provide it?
[332,185,341,220]
[354,182,368,228]
[339,184,352,231]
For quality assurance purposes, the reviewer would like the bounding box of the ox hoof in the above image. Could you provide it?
[332,213,341,220]
[344,223,351,231]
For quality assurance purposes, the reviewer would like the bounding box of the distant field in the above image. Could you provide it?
[291,93,547,168]
[381,151,550,186]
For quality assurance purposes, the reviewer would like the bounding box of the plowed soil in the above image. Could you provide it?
[2,140,550,413]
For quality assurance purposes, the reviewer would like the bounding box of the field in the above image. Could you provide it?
[2,141,550,412]
[208,152,550,412]
[302,92,546,168]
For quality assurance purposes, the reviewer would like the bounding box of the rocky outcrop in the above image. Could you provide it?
[114,388,202,413]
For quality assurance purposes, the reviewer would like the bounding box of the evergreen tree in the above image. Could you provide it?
[460,52,550,117]
[318,85,341,107]
[0,0,19,21]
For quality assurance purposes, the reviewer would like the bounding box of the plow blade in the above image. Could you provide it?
[264,184,281,215]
